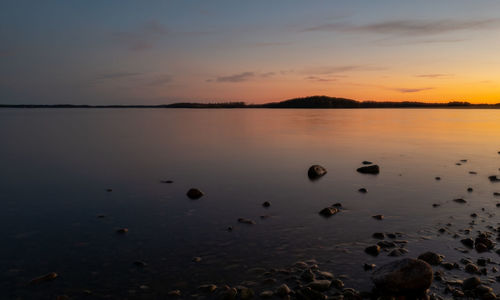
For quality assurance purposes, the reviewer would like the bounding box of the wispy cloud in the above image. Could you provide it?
[251,41,293,47]
[392,87,434,93]
[148,74,173,86]
[415,74,453,78]
[302,65,385,75]
[305,76,338,82]
[112,20,168,51]
[214,72,255,83]
[305,18,500,36]
[98,72,142,80]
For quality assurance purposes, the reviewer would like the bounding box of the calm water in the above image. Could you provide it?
[1,108,500,299]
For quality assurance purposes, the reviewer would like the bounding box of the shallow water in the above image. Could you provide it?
[1,108,500,299]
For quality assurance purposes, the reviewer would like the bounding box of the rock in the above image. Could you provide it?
[133,260,147,267]
[470,171,478,175]
[276,284,291,296]
[362,161,373,165]
[29,272,58,284]
[462,276,481,290]
[198,284,217,293]
[259,291,273,298]
[489,175,500,182]
[377,241,396,248]
[357,165,380,175]
[465,263,479,274]
[461,238,474,248]
[441,262,455,270]
[475,235,494,250]
[308,280,331,291]
[432,203,440,207]
[319,207,339,217]
[332,203,342,208]
[262,201,271,208]
[365,245,381,256]
[358,188,367,193]
[238,218,256,225]
[453,198,467,204]
[301,269,315,282]
[388,248,408,257]
[372,232,385,239]
[364,263,376,271]
[316,271,333,279]
[372,258,433,295]
[372,214,384,220]
[476,243,488,252]
[168,290,181,297]
[106,188,112,192]
[192,257,202,263]
[467,187,474,192]
[187,188,204,199]
[116,228,128,234]
[418,252,443,266]
[296,287,326,300]
[161,180,173,184]
[494,192,500,196]
[220,288,238,300]
[435,177,441,180]
[331,279,344,289]
[308,165,327,180]
[239,287,254,300]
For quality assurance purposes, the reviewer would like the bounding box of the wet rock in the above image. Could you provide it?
[462,277,481,290]
[372,258,433,295]
[432,203,440,207]
[308,165,327,180]
[192,257,202,263]
[316,271,333,279]
[29,272,58,284]
[441,262,456,270]
[364,263,376,271]
[332,203,342,208]
[372,232,385,239]
[461,238,474,248]
[465,263,479,274]
[262,201,271,208]
[358,188,367,193]
[276,284,291,296]
[198,284,217,293]
[470,171,478,175]
[489,175,500,182]
[116,228,128,234]
[238,287,254,300]
[168,290,181,297]
[435,177,441,181]
[475,234,495,250]
[187,188,204,199]
[365,245,381,256]
[388,248,408,257]
[238,218,256,225]
[133,260,147,267]
[220,288,238,300]
[331,279,344,289]
[494,192,500,196]
[227,226,233,232]
[307,280,331,291]
[106,188,112,192]
[357,165,380,175]
[362,161,373,165]
[319,207,339,217]
[259,291,273,298]
[372,214,384,220]
[301,269,315,282]
[476,243,488,252]
[467,187,474,192]
[417,252,443,265]
[453,198,467,204]
[471,213,478,218]
[161,180,173,184]
[296,287,326,300]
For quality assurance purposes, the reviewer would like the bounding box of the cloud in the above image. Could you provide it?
[305,76,337,82]
[252,41,293,47]
[305,18,500,36]
[215,72,255,83]
[98,72,142,80]
[302,65,385,75]
[260,72,275,78]
[415,74,453,78]
[392,87,434,93]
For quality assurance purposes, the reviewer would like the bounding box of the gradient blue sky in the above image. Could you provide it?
[1,0,500,104]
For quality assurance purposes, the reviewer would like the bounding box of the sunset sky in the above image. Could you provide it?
[1,0,500,104]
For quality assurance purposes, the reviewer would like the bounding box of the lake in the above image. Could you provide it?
[1,108,500,299]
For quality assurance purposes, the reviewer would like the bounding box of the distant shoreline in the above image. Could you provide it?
[1,96,499,109]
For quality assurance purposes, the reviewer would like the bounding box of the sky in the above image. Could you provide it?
[1,0,500,104]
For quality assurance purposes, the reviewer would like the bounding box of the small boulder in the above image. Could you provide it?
[308,280,331,291]
[357,165,380,175]
[372,258,433,296]
[489,175,500,182]
[238,218,255,225]
[262,201,271,208]
[362,161,373,165]
[453,198,467,204]
[187,188,204,199]
[29,272,58,285]
[417,252,443,266]
[365,245,381,256]
[276,284,291,296]
[308,165,327,180]
[358,188,367,193]
[372,214,384,220]
[319,207,339,217]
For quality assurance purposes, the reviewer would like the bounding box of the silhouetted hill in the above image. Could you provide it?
[262,96,360,108]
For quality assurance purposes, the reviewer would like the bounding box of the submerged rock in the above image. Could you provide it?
[453,198,467,204]
[187,188,204,199]
[357,165,380,175]
[238,218,256,225]
[372,258,433,296]
[29,272,58,285]
[308,165,327,180]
